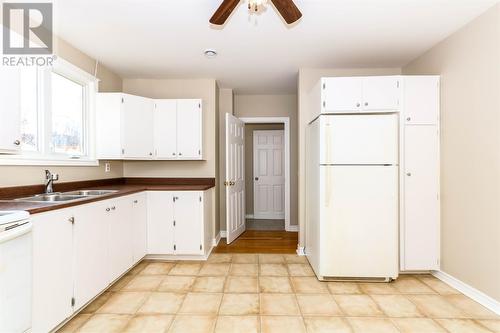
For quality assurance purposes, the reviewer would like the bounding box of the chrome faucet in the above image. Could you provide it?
[45,170,59,194]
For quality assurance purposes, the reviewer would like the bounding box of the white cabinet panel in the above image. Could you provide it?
[402,126,440,271]
[154,99,178,159]
[362,76,400,111]
[403,76,440,125]
[32,210,74,333]
[96,93,123,159]
[177,99,202,159]
[0,67,21,152]
[132,193,148,262]
[73,203,110,310]
[147,192,175,254]
[174,192,203,255]
[322,77,362,112]
[122,94,154,159]
[108,197,134,281]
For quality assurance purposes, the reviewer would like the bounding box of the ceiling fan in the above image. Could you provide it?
[210,0,302,25]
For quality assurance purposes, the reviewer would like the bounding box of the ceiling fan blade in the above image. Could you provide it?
[270,0,302,24]
[210,0,241,25]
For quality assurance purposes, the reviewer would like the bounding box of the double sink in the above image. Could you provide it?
[16,190,118,203]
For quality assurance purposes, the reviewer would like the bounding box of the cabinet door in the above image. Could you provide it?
[154,99,178,159]
[362,76,400,111]
[147,192,175,254]
[177,99,202,159]
[122,94,155,159]
[174,191,203,255]
[322,77,362,112]
[402,125,440,271]
[73,203,110,310]
[96,93,123,159]
[32,211,74,333]
[403,76,440,125]
[0,66,21,152]
[108,197,135,281]
[132,193,148,262]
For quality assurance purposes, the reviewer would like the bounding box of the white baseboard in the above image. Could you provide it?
[212,231,222,246]
[146,254,209,261]
[245,214,254,219]
[432,270,500,315]
[286,225,299,232]
[296,246,306,256]
[220,231,227,238]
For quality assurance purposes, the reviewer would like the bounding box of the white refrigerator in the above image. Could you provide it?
[306,113,399,281]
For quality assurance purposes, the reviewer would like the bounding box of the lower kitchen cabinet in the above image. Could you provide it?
[32,210,74,333]
[108,196,134,281]
[73,202,110,311]
[131,193,148,262]
[147,190,212,256]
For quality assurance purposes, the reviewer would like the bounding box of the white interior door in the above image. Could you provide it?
[253,130,285,220]
[226,114,245,244]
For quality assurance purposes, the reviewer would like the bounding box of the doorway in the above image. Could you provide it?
[247,127,285,230]
[224,115,292,245]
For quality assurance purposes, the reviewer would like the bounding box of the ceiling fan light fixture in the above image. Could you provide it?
[248,0,268,13]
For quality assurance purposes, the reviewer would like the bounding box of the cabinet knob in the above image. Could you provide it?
[133,200,138,204]
[356,103,360,107]
[406,173,412,177]
[13,139,21,146]
[406,117,411,122]
[106,208,111,212]
[172,152,176,156]
[68,216,75,224]
[179,152,183,156]
[364,102,368,106]
[254,177,259,181]
[111,206,116,210]
[149,152,153,156]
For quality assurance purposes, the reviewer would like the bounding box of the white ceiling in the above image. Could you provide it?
[54,0,498,94]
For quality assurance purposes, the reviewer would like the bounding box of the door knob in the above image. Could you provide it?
[230,181,235,186]
[255,177,259,181]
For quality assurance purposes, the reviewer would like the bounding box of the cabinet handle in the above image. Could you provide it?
[68,216,75,224]
[13,140,21,146]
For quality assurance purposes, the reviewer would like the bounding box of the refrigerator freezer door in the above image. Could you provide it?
[320,114,398,165]
[319,166,399,279]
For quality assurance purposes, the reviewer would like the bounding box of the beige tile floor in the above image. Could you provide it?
[58,253,500,333]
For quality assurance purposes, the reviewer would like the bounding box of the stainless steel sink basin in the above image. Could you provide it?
[62,190,118,196]
[15,194,88,203]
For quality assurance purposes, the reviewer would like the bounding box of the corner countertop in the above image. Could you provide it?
[0,178,215,215]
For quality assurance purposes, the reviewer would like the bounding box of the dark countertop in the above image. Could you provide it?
[0,178,215,215]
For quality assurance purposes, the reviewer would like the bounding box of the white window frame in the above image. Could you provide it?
[0,58,99,166]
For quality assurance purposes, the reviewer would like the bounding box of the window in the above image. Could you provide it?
[51,72,85,156]
[0,58,97,165]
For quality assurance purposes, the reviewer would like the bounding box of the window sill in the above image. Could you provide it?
[0,157,99,166]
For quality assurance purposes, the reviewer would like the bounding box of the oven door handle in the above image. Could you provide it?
[0,222,32,244]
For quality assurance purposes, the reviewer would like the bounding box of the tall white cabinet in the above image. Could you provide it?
[400,76,441,271]
[0,67,21,153]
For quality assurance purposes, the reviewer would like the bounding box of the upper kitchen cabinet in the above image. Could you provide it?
[402,76,440,125]
[176,99,203,159]
[316,76,400,121]
[0,67,21,153]
[96,93,154,160]
[97,94,203,160]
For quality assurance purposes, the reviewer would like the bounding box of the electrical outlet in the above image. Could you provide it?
[104,162,111,173]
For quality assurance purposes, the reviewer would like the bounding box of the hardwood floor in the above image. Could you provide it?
[213,230,298,254]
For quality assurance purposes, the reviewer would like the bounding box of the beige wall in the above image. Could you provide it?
[233,94,299,228]
[244,123,284,215]
[122,79,218,178]
[404,4,500,301]
[218,89,234,233]
[0,37,123,188]
[297,67,402,245]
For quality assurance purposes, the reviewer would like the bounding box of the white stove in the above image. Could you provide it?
[0,211,32,333]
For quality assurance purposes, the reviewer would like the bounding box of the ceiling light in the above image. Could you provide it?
[204,49,218,59]
[248,0,268,13]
